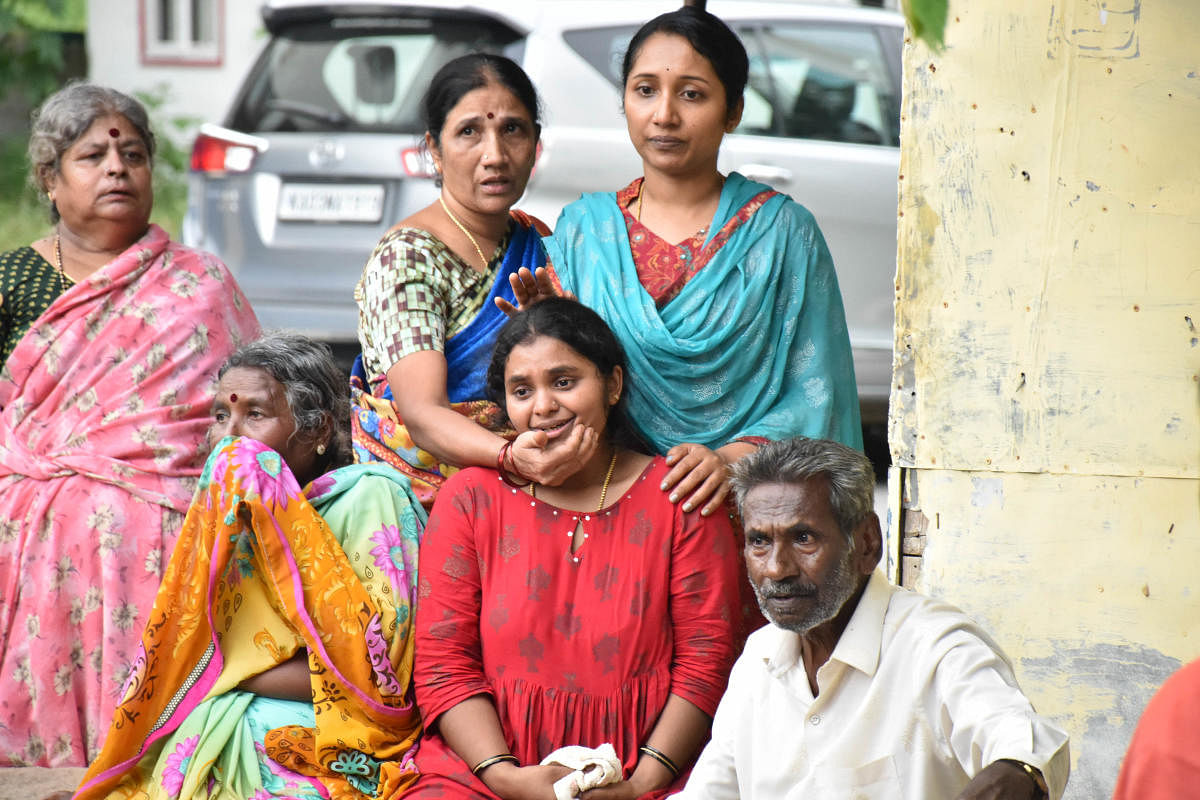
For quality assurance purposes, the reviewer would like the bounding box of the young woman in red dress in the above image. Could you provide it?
[407,297,743,799]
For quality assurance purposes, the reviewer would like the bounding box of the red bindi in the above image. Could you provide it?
[487,112,494,119]
[229,393,238,402]
[109,128,120,138]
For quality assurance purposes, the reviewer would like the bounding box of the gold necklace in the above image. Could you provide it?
[53,234,75,293]
[438,195,488,269]
[636,177,724,235]
[532,449,620,511]
[595,449,619,510]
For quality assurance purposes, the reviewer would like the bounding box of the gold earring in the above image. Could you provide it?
[316,443,326,455]
[47,192,54,202]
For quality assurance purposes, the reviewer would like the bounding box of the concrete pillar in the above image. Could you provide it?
[890,2,1200,797]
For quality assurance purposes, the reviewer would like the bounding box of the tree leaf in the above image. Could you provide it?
[903,0,949,52]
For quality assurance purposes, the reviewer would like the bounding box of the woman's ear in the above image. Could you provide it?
[725,97,745,133]
[425,132,442,175]
[606,366,624,406]
[312,414,334,457]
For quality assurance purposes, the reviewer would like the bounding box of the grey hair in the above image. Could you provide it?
[218,332,352,471]
[730,437,875,543]
[28,82,157,222]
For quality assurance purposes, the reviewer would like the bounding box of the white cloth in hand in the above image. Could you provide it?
[540,742,623,800]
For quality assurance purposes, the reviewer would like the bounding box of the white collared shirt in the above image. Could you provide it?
[675,570,1070,799]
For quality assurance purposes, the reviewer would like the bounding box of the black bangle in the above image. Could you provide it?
[471,753,520,776]
[638,745,680,777]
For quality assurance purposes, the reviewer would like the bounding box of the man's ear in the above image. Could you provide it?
[853,513,883,575]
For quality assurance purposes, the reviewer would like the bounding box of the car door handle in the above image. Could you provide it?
[738,164,793,185]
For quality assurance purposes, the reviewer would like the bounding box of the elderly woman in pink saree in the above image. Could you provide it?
[0,83,259,766]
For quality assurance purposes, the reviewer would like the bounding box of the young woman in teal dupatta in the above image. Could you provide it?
[538,8,862,521]
[545,171,862,454]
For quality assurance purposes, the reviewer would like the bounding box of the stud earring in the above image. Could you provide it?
[316,443,326,455]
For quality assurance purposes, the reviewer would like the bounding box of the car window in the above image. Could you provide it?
[736,22,901,146]
[229,19,524,134]
[562,25,635,87]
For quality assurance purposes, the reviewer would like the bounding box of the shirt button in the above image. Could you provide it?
[809,715,821,726]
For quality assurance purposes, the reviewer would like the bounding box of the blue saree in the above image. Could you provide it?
[544,172,862,453]
[351,211,547,505]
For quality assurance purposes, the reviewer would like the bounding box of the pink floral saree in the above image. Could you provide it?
[0,224,259,766]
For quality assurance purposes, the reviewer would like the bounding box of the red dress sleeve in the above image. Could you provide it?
[413,471,492,728]
[666,505,742,717]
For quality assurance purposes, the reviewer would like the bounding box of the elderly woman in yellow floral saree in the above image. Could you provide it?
[74,333,423,800]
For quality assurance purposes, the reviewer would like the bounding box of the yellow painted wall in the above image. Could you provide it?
[890,1,1200,797]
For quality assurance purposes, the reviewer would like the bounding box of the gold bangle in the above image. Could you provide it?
[638,745,680,777]
[997,759,1048,798]
[471,753,519,776]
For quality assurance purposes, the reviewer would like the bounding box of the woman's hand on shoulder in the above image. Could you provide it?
[662,440,759,516]
[494,266,573,316]
[508,425,599,486]
[661,443,732,516]
[484,762,574,800]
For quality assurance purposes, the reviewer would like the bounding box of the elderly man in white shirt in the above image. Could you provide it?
[675,437,1069,800]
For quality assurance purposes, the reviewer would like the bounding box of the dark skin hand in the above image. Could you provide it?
[955,761,1044,800]
[661,440,756,516]
[236,650,312,701]
[492,266,571,316]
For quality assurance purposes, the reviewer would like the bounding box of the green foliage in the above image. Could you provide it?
[903,0,949,52]
[135,84,198,238]
[0,0,85,105]
[0,134,50,251]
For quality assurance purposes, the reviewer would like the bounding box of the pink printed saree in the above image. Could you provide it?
[0,224,260,766]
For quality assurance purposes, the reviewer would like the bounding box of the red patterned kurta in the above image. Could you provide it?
[408,457,742,798]
[618,178,777,307]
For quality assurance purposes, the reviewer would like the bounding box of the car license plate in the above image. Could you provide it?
[278,183,385,223]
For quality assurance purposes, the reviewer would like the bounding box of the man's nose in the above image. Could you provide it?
[763,543,797,580]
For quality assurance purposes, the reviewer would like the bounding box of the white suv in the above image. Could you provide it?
[183,0,902,423]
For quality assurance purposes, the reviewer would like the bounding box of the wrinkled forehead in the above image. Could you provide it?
[741,478,834,528]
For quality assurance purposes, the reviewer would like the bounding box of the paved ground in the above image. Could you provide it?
[0,767,86,799]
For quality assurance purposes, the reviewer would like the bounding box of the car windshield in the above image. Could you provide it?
[229,17,524,134]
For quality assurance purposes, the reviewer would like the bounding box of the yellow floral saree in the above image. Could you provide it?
[75,436,424,799]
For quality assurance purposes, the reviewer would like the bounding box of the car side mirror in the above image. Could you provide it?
[349,44,396,105]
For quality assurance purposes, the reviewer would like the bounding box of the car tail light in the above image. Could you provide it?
[190,124,268,173]
[399,145,437,179]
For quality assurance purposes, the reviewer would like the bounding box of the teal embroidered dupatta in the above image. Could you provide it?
[544,172,862,453]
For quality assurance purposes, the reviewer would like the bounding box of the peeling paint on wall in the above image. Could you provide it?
[893,1,1200,797]
[898,470,1199,799]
